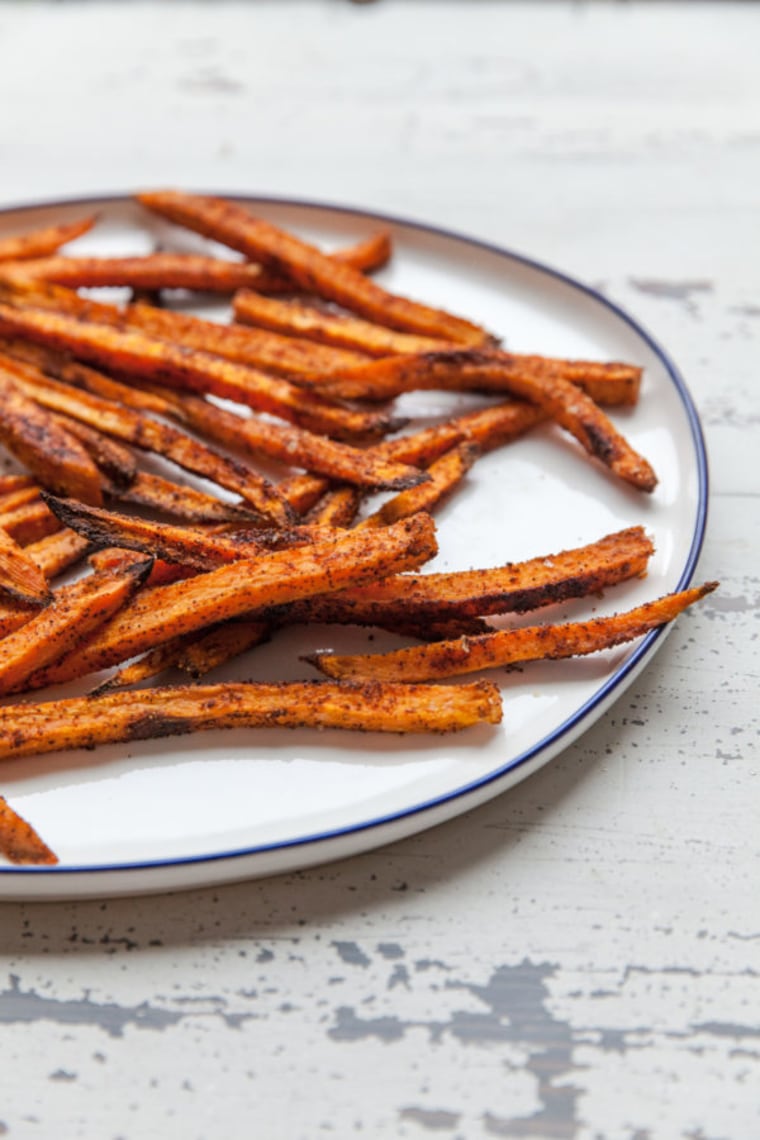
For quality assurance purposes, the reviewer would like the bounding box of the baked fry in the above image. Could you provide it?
[0,365,104,505]
[359,443,480,528]
[305,486,363,528]
[137,191,492,345]
[315,350,654,491]
[113,472,258,525]
[23,512,438,688]
[275,526,655,627]
[0,559,151,695]
[0,297,396,441]
[2,358,295,525]
[89,634,193,694]
[0,474,37,495]
[0,499,61,545]
[312,347,642,407]
[175,620,271,679]
[307,583,718,681]
[0,216,95,263]
[234,292,448,356]
[0,678,501,762]
[24,528,91,579]
[0,526,52,606]
[0,483,43,514]
[0,796,58,865]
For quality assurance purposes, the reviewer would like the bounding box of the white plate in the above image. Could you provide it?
[0,194,707,899]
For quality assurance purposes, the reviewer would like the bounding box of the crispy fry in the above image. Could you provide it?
[113,471,258,524]
[276,526,655,628]
[234,291,448,356]
[0,365,104,505]
[0,474,37,495]
[305,486,363,528]
[360,443,480,528]
[0,678,501,761]
[0,216,95,263]
[43,495,271,571]
[0,499,60,545]
[24,528,91,579]
[89,634,193,695]
[307,583,718,681]
[133,386,426,491]
[1,357,295,525]
[137,191,491,345]
[315,350,654,491]
[23,512,438,688]
[0,297,396,442]
[0,796,58,865]
[49,413,138,489]
[314,348,641,407]
[0,526,52,606]
[0,559,151,695]
[175,620,271,679]
[126,302,368,377]
[0,484,43,514]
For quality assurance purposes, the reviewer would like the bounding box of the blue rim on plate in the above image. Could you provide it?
[0,193,709,883]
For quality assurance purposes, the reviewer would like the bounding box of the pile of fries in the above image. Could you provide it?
[0,191,716,865]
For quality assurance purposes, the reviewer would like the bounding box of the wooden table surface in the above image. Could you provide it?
[0,3,757,1138]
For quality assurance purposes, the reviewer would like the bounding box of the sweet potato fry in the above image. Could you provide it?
[0,298,396,442]
[275,526,655,627]
[360,443,480,528]
[313,348,641,407]
[0,215,96,263]
[0,526,52,607]
[175,620,271,679]
[315,350,654,491]
[0,483,43,514]
[23,512,438,688]
[307,583,718,681]
[0,677,501,761]
[43,495,272,571]
[113,472,258,525]
[2,359,295,525]
[0,499,60,545]
[89,635,194,694]
[24,528,91,579]
[134,386,426,491]
[126,302,368,377]
[0,365,104,505]
[305,487,363,528]
[0,559,151,695]
[234,291,448,356]
[137,191,492,345]
[0,474,37,495]
[0,796,58,865]
[48,413,138,490]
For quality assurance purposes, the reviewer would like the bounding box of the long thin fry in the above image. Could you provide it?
[113,471,258,525]
[310,347,642,407]
[23,512,438,688]
[0,365,104,505]
[315,350,654,491]
[359,443,480,528]
[137,191,492,345]
[0,297,396,441]
[306,583,718,681]
[0,527,52,606]
[0,500,60,545]
[24,528,91,579]
[0,796,58,865]
[0,216,96,263]
[274,526,655,626]
[0,559,151,695]
[175,620,271,679]
[305,486,362,528]
[234,291,448,356]
[0,678,502,761]
[1,354,295,525]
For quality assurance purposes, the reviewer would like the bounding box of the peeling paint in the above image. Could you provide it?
[399,1106,462,1131]
[0,974,181,1038]
[332,941,371,968]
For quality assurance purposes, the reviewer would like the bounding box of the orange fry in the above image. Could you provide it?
[0,526,52,607]
[307,583,718,681]
[234,292,448,356]
[175,620,271,679]
[0,559,151,695]
[23,512,438,688]
[360,443,480,528]
[0,678,502,762]
[0,796,58,865]
[113,472,258,525]
[137,191,492,345]
[0,365,104,505]
[312,347,641,407]
[0,297,396,442]
[0,499,61,545]
[305,486,363,528]
[0,215,96,263]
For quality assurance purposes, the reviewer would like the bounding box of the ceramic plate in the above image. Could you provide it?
[0,195,707,899]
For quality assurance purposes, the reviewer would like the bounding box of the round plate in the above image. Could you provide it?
[0,194,707,899]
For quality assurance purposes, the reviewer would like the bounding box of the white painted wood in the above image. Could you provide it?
[0,3,758,1138]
